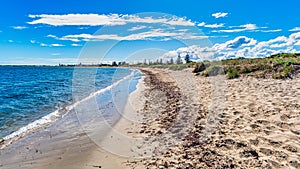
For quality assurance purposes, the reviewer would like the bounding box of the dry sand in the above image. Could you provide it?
[126,68,300,168]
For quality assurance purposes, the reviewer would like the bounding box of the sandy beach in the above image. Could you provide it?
[2,1,300,168]
[1,68,300,168]
[86,67,300,168]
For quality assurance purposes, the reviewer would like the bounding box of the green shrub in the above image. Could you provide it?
[272,65,294,79]
[283,65,293,77]
[252,71,266,78]
[240,66,253,73]
[284,60,292,67]
[273,59,285,67]
[191,53,300,79]
[272,72,285,79]
[226,67,239,79]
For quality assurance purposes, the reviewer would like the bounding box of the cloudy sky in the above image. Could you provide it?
[1,0,300,64]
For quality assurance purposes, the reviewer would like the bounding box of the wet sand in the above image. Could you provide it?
[0,75,147,169]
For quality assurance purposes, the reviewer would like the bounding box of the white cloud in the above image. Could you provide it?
[197,22,224,28]
[197,22,206,27]
[8,40,13,43]
[289,27,300,32]
[214,36,257,50]
[243,24,257,30]
[261,29,282,33]
[47,34,57,38]
[12,26,28,30]
[28,14,195,26]
[71,43,82,47]
[60,32,208,41]
[160,32,300,61]
[51,44,64,47]
[269,43,288,48]
[40,43,64,47]
[46,34,81,42]
[289,31,300,40]
[212,24,281,33]
[128,25,147,31]
[214,24,257,33]
[30,40,36,44]
[47,28,210,42]
[212,12,228,19]
[204,23,224,28]
[253,36,290,51]
[295,41,300,46]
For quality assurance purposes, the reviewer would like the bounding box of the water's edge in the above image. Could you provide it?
[0,68,140,150]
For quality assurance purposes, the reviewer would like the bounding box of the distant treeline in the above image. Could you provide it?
[58,61,129,67]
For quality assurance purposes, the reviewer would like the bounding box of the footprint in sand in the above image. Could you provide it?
[282,144,298,153]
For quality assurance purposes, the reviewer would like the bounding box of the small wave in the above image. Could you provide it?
[2,69,138,144]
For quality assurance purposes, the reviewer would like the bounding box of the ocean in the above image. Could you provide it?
[0,66,140,141]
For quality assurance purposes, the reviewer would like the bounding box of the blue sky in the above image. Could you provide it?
[1,0,300,65]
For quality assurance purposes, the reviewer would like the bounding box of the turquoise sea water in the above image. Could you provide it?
[0,66,138,139]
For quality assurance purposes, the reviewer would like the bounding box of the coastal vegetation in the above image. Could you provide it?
[134,53,300,79]
[192,53,300,79]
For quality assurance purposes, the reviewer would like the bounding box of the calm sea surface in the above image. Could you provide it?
[0,66,135,138]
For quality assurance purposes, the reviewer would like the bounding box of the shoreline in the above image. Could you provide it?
[0,68,137,150]
[0,68,141,169]
[81,74,147,168]
[1,68,300,168]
